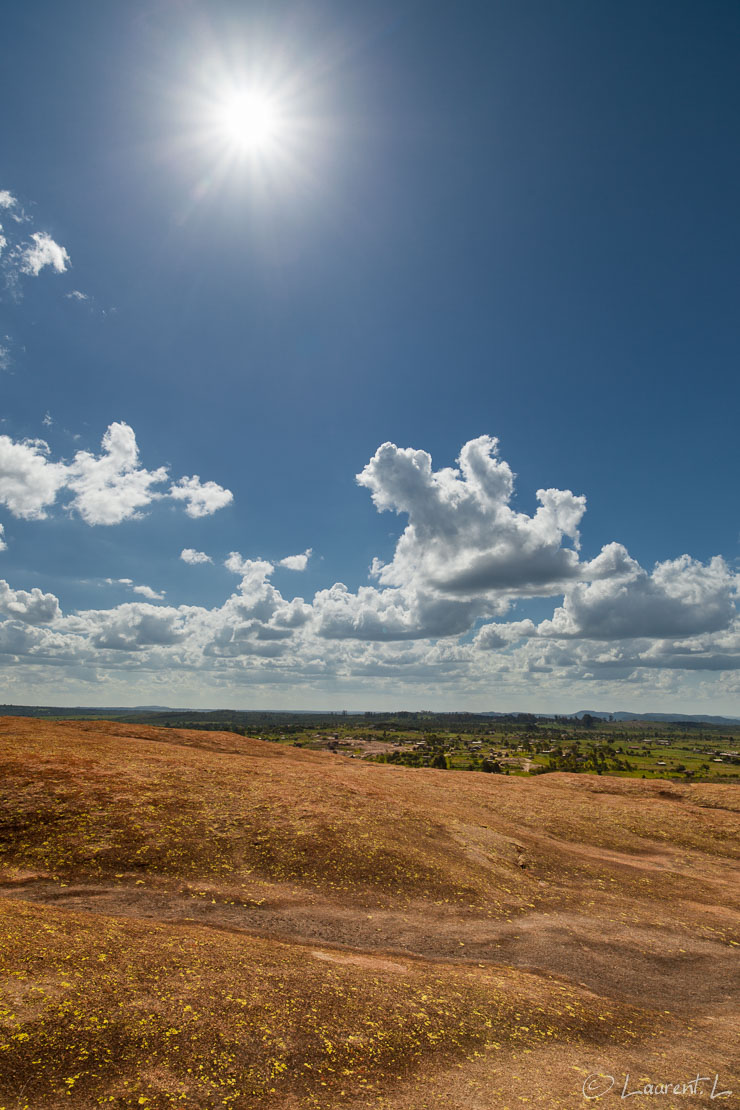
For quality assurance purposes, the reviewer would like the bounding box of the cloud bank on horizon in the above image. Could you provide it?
[0,428,736,708]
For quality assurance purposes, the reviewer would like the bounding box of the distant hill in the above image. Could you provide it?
[574,710,740,725]
[0,703,187,717]
[0,703,738,727]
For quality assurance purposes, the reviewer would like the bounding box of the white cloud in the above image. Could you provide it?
[299,434,592,642]
[225,552,273,577]
[0,579,60,624]
[279,548,312,571]
[102,578,164,601]
[539,554,735,640]
[66,289,88,301]
[0,433,735,709]
[0,421,233,527]
[0,435,67,519]
[313,581,485,641]
[0,190,69,294]
[169,475,233,518]
[0,552,735,709]
[65,422,168,525]
[0,524,6,552]
[181,548,212,565]
[195,436,739,653]
[357,436,586,600]
[474,619,537,650]
[206,556,313,656]
[0,193,71,295]
[74,602,189,651]
[19,232,70,276]
[132,584,165,601]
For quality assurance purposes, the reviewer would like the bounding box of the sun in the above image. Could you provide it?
[179,62,319,200]
[212,89,284,156]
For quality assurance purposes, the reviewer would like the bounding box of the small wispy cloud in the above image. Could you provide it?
[103,577,165,602]
[132,584,165,601]
[65,288,115,320]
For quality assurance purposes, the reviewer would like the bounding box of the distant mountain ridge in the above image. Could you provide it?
[573,710,740,725]
[0,704,737,726]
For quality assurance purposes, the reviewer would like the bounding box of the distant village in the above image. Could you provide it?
[259,723,740,781]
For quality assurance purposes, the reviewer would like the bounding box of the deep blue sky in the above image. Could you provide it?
[0,0,738,711]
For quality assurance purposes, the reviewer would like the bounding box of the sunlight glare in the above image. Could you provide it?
[214,90,283,155]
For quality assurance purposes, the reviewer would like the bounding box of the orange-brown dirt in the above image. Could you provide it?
[0,717,737,1109]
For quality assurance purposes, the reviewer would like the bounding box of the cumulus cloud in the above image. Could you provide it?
[0,524,6,552]
[0,191,16,209]
[0,580,60,624]
[302,434,592,642]
[0,556,736,707]
[181,548,212,565]
[19,232,70,276]
[474,619,537,650]
[330,435,739,653]
[75,602,189,651]
[358,435,586,599]
[66,289,88,301]
[313,581,485,641]
[0,435,67,519]
[539,554,736,640]
[65,422,169,525]
[176,556,313,660]
[0,433,735,707]
[279,548,312,571]
[0,421,233,526]
[170,475,233,518]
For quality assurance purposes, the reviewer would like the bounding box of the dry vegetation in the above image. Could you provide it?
[0,717,738,1109]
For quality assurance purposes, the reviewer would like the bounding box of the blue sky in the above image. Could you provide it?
[0,0,738,712]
